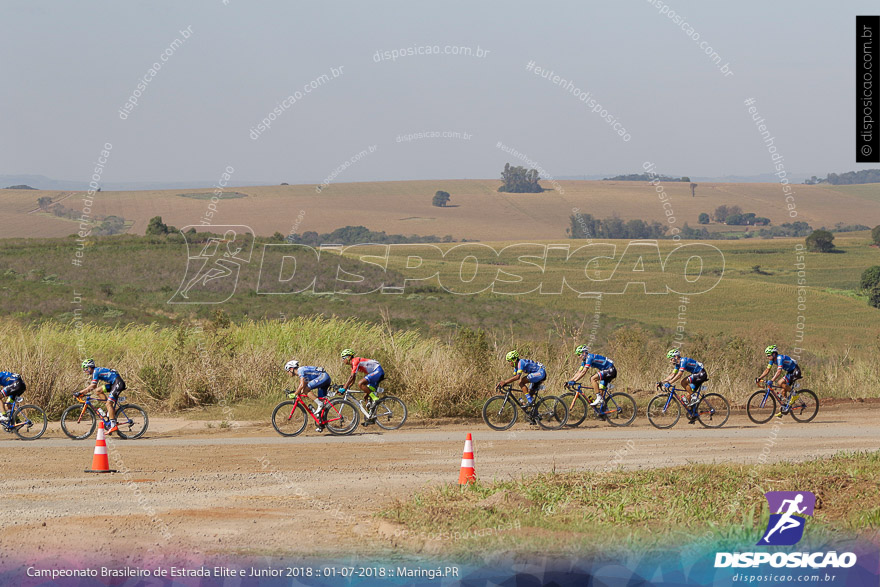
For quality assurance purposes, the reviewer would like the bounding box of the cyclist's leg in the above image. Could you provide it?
[363,367,384,401]
[589,371,602,398]
[107,379,125,421]
[518,375,532,403]
[308,373,330,408]
[527,371,545,403]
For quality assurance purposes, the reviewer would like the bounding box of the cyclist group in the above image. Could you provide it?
[497,343,802,420]
[1,343,800,433]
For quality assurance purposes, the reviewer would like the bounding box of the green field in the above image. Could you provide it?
[0,231,878,414]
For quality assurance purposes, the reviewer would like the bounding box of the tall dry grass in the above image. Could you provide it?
[1,316,875,419]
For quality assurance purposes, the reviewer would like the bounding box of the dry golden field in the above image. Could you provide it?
[3,180,879,239]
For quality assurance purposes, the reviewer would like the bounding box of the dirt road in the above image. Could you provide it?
[1,405,877,563]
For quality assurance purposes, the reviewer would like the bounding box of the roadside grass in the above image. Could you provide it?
[379,451,880,558]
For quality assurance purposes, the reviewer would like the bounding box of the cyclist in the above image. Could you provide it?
[567,344,616,409]
[756,345,802,417]
[340,349,384,407]
[498,350,546,407]
[658,349,707,421]
[0,371,26,423]
[285,359,332,431]
[75,359,126,434]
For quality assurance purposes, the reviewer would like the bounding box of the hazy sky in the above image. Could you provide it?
[1,1,874,184]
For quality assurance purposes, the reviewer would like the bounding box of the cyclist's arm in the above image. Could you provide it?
[661,369,682,385]
[499,371,522,386]
[570,366,589,382]
[76,381,99,396]
[757,366,771,381]
[295,378,307,394]
[770,366,785,383]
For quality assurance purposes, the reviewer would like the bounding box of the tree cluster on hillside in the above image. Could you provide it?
[824,169,880,185]
[821,223,871,233]
[860,266,880,309]
[45,199,129,236]
[5,184,36,190]
[805,230,835,253]
[285,225,454,246]
[755,222,813,238]
[713,205,770,226]
[146,216,178,236]
[602,173,689,182]
[499,163,543,193]
[872,225,880,246]
[432,190,451,207]
[567,214,666,239]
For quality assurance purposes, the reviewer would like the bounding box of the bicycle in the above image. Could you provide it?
[560,382,637,427]
[334,387,407,430]
[61,394,148,439]
[482,384,568,431]
[647,383,730,429]
[271,390,359,437]
[1,396,47,440]
[746,381,818,424]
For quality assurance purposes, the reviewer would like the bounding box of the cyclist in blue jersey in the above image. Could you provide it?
[659,349,708,420]
[285,359,332,432]
[756,345,802,414]
[498,350,546,407]
[75,359,127,434]
[567,344,616,409]
[0,371,26,423]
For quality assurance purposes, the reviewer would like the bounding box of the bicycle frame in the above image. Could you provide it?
[564,382,613,409]
[283,391,350,426]
[73,395,131,425]
[756,381,800,410]
[3,397,27,431]
[657,384,702,416]
[495,384,537,415]
[337,388,375,418]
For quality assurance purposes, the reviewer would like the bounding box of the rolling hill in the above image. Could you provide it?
[1,179,878,240]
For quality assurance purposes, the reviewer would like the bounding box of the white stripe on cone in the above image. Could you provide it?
[461,458,474,467]
[94,447,107,455]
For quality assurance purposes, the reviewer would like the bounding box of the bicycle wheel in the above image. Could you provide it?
[482,395,517,431]
[695,393,730,428]
[604,393,637,427]
[325,398,359,435]
[560,392,588,427]
[373,396,407,430]
[12,405,48,440]
[746,390,776,424]
[647,394,681,429]
[271,401,308,437]
[116,404,149,439]
[788,389,819,423]
[61,404,97,440]
[535,396,567,430]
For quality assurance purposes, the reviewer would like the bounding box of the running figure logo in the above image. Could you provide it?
[168,226,254,304]
[758,491,815,546]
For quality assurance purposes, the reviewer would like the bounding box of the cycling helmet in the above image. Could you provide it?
[575,344,588,355]
[505,350,519,362]
[340,348,355,359]
[81,358,95,370]
[764,345,778,356]
[285,359,300,371]
[666,348,681,359]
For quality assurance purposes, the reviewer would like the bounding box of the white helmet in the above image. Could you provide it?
[284,359,300,371]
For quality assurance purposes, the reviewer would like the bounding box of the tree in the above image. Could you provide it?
[680,176,691,182]
[698,213,710,225]
[432,190,451,207]
[690,183,698,197]
[146,216,169,236]
[499,163,543,193]
[872,225,880,246]
[870,285,880,309]
[805,229,835,252]
[861,266,880,290]
[37,196,53,210]
[713,205,728,223]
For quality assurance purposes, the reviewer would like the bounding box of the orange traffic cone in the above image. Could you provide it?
[458,433,476,485]
[85,421,116,473]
